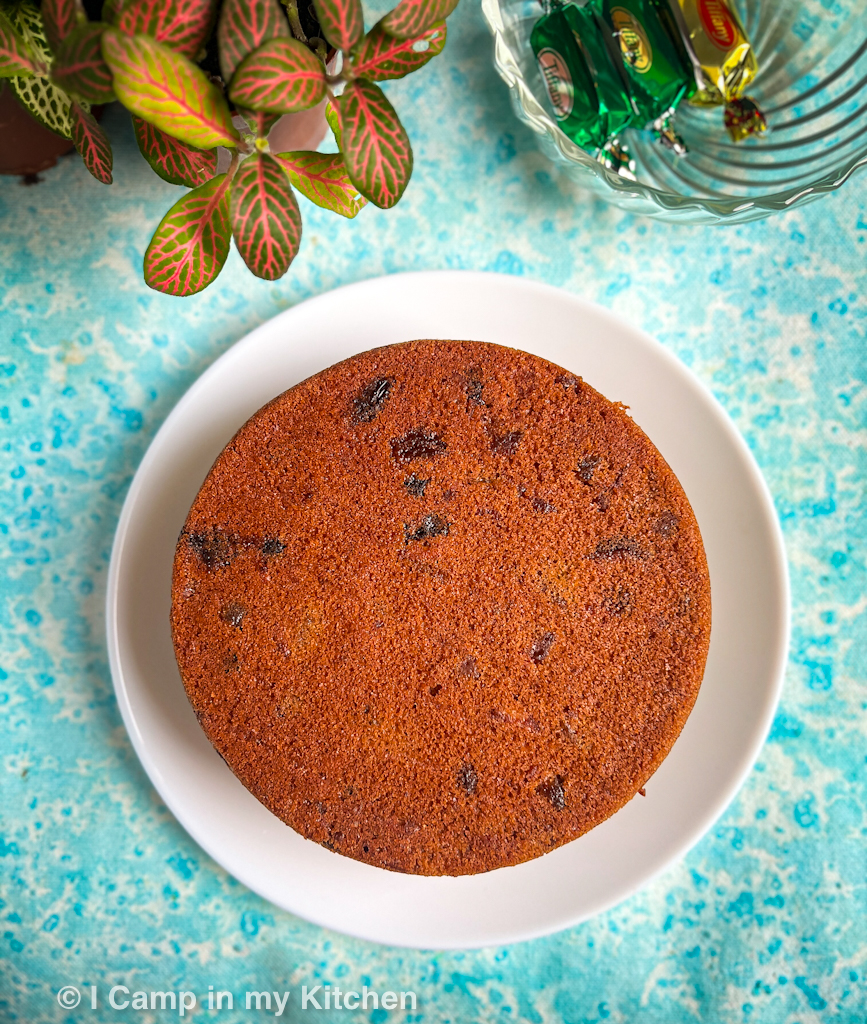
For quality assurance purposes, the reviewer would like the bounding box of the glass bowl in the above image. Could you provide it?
[482,0,867,222]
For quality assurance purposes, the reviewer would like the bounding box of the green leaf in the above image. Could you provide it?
[113,0,216,60]
[311,0,363,53]
[102,29,239,148]
[231,152,302,280]
[275,150,366,218]
[144,172,232,295]
[8,6,78,137]
[229,37,325,114]
[12,72,78,135]
[0,8,37,76]
[71,100,112,182]
[381,0,458,39]
[41,0,84,55]
[243,108,280,137]
[336,78,412,209]
[52,22,114,102]
[133,114,218,187]
[325,99,341,146]
[217,0,288,84]
[351,19,445,81]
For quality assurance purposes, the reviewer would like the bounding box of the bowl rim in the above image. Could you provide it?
[481,0,867,220]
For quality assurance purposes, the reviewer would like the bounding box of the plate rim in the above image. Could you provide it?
[105,269,790,949]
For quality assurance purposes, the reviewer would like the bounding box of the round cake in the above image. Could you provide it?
[171,339,711,875]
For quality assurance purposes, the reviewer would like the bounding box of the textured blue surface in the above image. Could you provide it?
[1,3,866,1021]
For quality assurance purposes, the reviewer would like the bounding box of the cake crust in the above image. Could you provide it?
[171,340,711,875]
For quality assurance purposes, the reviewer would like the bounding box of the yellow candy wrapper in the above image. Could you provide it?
[669,0,765,139]
[670,0,757,103]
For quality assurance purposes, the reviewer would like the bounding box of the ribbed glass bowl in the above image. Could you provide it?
[482,0,867,222]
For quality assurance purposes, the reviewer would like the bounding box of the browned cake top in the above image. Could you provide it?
[171,339,711,875]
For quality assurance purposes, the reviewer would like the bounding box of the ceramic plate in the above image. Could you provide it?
[106,271,789,949]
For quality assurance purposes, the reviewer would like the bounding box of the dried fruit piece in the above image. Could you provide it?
[531,497,555,514]
[590,537,646,560]
[457,764,478,795]
[537,775,566,810]
[187,528,235,570]
[465,369,484,407]
[491,430,522,456]
[653,510,679,537]
[403,473,429,498]
[352,376,392,423]
[404,513,449,544]
[220,600,246,627]
[458,656,479,679]
[529,631,555,664]
[390,428,446,463]
[576,456,600,484]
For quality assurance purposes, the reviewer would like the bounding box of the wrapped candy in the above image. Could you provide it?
[670,0,766,139]
[531,0,766,156]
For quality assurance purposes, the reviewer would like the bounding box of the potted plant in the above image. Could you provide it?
[0,0,458,293]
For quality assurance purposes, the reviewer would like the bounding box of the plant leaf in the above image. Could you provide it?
[52,22,114,102]
[0,8,37,76]
[325,99,341,146]
[336,78,412,209]
[244,108,280,136]
[230,152,302,280]
[8,4,79,137]
[133,114,217,186]
[275,150,366,218]
[381,0,459,39]
[11,73,78,135]
[41,0,83,55]
[311,0,363,53]
[351,19,445,81]
[229,37,325,113]
[113,0,216,60]
[102,29,239,148]
[71,100,113,182]
[217,0,288,84]
[144,172,232,295]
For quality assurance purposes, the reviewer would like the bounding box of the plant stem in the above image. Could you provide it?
[280,0,308,44]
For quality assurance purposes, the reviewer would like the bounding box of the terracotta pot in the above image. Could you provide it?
[0,82,75,179]
[267,101,329,152]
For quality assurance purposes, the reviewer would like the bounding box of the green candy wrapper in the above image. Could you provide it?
[531,8,610,150]
[599,0,696,123]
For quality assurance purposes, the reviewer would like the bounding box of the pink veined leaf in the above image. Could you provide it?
[351,19,445,81]
[133,114,217,187]
[381,0,459,40]
[311,0,363,54]
[325,99,341,146]
[230,152,302,280]
[336,78,412,209]
[144,172,232,295]
[70,101,113,183]
[41,0,84,55]
[112,0,216,59]
[0,9,38,76]
[246,109,280,136]
[274,150,367,218]
[102,29,239,149]
[52,22,115,103]
[229,38,326,113]
[217,0,288,84]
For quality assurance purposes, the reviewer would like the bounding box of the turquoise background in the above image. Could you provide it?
[1,1,866,1021]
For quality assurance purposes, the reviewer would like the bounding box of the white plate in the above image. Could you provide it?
[106,271,789,950]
